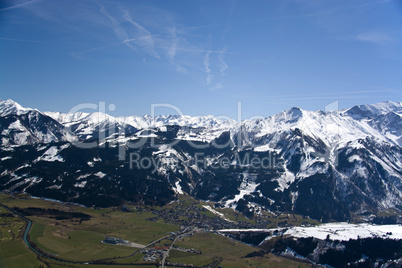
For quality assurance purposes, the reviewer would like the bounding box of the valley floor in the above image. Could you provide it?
[0,193,312,268]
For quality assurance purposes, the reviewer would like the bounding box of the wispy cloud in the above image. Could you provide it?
[0,0,41,11]
[204,52,213,85]
[7,0,232,78]
[356,32,392,44]
[217,47,228,76]
[167,29,177,61]
[100,5,134,51]
[156,47,237,54]
[209,82,224,91]
[206,74,214,85]
[203,52,211,73]
[122,10,159,58]
[94,5,193,73]
[95,4,234,76]
[256,0,395,48]
[202,47,230,88]
[165,27,188,73]
[70,41,123,60]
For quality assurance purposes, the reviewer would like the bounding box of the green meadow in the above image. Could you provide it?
[0,193,312,267]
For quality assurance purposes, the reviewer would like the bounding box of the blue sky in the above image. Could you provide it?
[1,0,401,119]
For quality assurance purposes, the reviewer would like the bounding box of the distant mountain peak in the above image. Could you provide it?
[0,98,401,221]
[0,99,30,117]
[345,101,402,119]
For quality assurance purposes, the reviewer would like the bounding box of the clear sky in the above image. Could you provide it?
[1,0,401,119]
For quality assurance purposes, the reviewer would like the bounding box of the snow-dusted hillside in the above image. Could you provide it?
[219,222,402,241]
[0,99,77,146]
[1,99,401,221]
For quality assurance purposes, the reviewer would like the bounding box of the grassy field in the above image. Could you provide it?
[0,206,47,268]
[170,232,311,267]
[31,223,136,261]
[0,193,314,267]
[0,240,45,268]
[0,194,177,265]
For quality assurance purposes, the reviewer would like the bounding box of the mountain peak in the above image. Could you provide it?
[284,107,303,122]
[345,101,402,119]
[0,98,401,221]
[0,99,30,117]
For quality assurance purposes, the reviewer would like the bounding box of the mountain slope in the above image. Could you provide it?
[0,99,77,146]
[1,99,401,222]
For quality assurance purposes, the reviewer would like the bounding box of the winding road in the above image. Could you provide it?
[0,202,196,267]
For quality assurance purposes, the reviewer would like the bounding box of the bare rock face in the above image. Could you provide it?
[1,99,401,222]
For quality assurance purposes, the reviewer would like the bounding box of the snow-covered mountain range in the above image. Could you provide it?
[1,98,401,222]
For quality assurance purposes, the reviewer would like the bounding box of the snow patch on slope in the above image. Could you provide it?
[35,146,65,162]
[220,222,402,241]
[225,172,260,208]
[284,222,402,241]
[74,181,87,188]
[172,181,184,195]
[94,171,106,178]
[202,205,234,223]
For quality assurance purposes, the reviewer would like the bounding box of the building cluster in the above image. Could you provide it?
[140,246,166,262]
[101,236,145,249]
[102,236,127,245]
[149,201,286,230]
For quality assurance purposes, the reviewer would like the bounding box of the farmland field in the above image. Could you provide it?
[0,193,312,267]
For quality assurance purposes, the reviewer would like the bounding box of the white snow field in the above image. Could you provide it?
[220,222,402,242]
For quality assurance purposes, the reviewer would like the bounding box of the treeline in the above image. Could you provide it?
[261,236,402,267]
[14,207,91,221]
[371,215,402,225]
